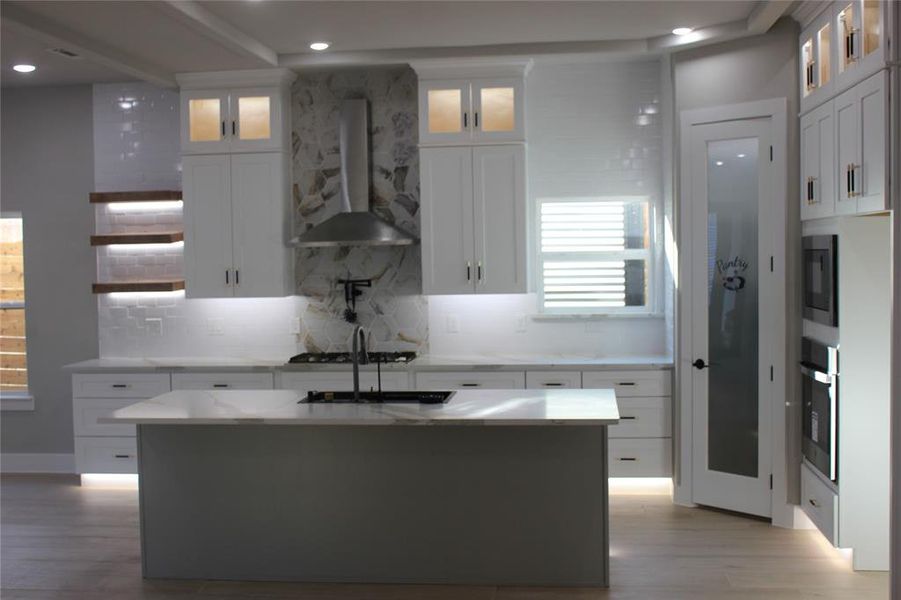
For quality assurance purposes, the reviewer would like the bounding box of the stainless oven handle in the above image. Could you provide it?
[799,364,834,384]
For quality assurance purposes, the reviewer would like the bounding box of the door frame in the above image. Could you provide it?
[675,98,794,527]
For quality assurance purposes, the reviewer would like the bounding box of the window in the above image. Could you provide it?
[538,197,654,314]
[1,214,28,394]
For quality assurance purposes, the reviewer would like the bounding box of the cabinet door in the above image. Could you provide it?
[183,155,234,297]
[856,72,888,213]
[471,78,525,143]
[228,88,283,153]
[181,90,230,154]
[834,86,860,215]
[420,147,476,294]
[418,80,472,145]
[834,0,886,90]
[415,371,526,390]
[801,101,836,221]
[230,153,291,297]
[472,145,527,294]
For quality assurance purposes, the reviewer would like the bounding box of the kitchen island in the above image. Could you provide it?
[104,389,619,586]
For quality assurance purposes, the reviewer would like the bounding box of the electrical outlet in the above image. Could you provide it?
[207,318,225,336]
[290,317,301,335]
[515,314,528,333]
[446,314,460,334]
[145,318,162,336]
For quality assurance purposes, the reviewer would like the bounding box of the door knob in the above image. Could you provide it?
[692,358,709,370]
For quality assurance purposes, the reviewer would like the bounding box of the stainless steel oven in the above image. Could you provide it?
[802,235,838,326]
[801,337,839,482]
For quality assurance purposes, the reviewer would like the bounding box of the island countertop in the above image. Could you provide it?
[101,388,619,426]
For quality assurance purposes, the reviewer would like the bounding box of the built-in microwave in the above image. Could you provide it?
[802,235,838,326]
[801,337,839,482]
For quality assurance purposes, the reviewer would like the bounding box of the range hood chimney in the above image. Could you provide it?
[291,99,417,248]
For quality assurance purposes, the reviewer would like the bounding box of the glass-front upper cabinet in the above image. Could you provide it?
[418,78,525,145]
[800,9,835,113]
[180,88,284,154]
[835,0,886,88]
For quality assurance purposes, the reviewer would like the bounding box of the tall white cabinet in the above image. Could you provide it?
[413,59,532,295]
[177,69,296,298]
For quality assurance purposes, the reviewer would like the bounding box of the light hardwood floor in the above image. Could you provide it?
[0,475,889,599]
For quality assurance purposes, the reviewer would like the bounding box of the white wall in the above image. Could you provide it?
[1,86,98,455]
[429,59,669,358]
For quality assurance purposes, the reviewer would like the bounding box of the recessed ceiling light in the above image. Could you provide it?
[309,42,330,51]
[737,153,746,158]
[715,160,724,166]
[13,64,36,73]
[672,27,694,36]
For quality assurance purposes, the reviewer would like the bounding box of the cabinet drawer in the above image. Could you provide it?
[73,398,138,437]
[279,371,409,394]
[608,438,672,477]
[609,397,671,438]
[74,437,138,474]
[525,371,582,389]
[801,463,838,545]
[171,371,274,390]
[582,370,670,397]
[415,371,525,390]
[73,373,170,398]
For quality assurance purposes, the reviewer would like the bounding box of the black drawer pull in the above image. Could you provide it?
[618,457,638,462]
[114,454,132,459]
[213,383,230,388]
[111,384,128,389]
[461,383,481,387]
[542,382,564,387]
[617,382,636,386]
[620,416,637,420]
[809,498,820,508]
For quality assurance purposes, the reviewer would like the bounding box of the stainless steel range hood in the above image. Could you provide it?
[291,99,417,248]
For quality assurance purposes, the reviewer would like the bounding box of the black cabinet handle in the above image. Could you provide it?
[621,416,637,420]
[474,112,479,128]
[111,384,128,389]
[235,270,240,285]
[213,383,230,388]
[114,454,131,459]
[461,383,481,387]
[463,112,468,129]
[542,382,564,387]
[477,261,483,281]
[618,457,638,462]
[225,270,229,285]
[466,261,471,281]
[617,382,636,386]
[221,121,226,137]
[232,121,236,136]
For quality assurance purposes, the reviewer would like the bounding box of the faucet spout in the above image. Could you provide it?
[352,325,368,401]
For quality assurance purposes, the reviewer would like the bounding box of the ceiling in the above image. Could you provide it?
[0,0,785,89]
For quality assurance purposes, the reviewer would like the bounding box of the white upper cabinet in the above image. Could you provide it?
[177,70,294,154]
[413,59,531,146]
[420,145,527,294]
[800,9,835,113]
[183,153,292,298]
[800,101,836,221]
[834,71,888,216]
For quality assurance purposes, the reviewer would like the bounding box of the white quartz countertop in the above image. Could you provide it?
[101,389,620,426]
[65,354,672,372]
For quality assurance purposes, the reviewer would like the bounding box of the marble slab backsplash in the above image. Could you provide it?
[291,67,427,354]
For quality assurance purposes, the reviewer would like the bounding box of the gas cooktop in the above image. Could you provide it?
[287,351,417,364]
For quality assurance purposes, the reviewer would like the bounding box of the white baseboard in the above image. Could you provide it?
[0,453,75,474]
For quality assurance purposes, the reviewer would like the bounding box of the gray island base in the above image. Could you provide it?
[109,389,619,586]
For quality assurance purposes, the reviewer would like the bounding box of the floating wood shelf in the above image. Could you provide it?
[89,190,183,203]
[91,232,184,246]
[92,280,185,294]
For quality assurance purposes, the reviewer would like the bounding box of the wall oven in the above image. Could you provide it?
[801,337,839,482]
[802,235,838,326]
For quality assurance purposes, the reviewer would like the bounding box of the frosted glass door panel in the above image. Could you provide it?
[862,0,880,56]
[428,89,463,134]
[705,137,759,479]
[238,96,271,140]
[189,98,223,142]
[838,3,856,73]
[817,23,831,86]
[479,87,515,132]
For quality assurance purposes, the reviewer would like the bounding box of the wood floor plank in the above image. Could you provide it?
[0,475,888,599]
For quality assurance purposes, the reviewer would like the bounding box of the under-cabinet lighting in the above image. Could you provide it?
[80,474,139,489]
[106,241,184,251]
[107,290,185,300]
[609,477,673,496]
[715,160,724,166]
[672,27,694,36]
[309,42,330,51]
[737,153,746,158]
[104,200,183,213]
[13,64,36,73]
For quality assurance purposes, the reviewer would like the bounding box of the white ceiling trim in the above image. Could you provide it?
[157,1,277,67]
[0,2,176,88]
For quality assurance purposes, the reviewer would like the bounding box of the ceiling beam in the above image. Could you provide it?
[158,1,277,66]
[747,0,794,34]
[0,2,176,88]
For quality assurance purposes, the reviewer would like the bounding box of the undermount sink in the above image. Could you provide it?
[300,390,454,405]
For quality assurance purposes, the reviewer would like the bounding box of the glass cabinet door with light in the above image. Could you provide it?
[835,0,886,87]
[181,90,230,153]
[800,8,835,113]
[471,78,525,143]
[228,88,282,152]
[418,80,473,145]
[418,78,525,145]
[181,88,283,154]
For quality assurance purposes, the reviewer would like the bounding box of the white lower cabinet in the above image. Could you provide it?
[279,371,410,395]
[414,371,526,390]
[525,371,582,389]
[608,439,673,477]
[171,371,274,390]
[801,462,839,545]
[73,398,138,437]
[74,437,138,474]
[608,397,672,439]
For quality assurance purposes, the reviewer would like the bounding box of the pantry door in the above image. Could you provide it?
[683,112,779,518]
